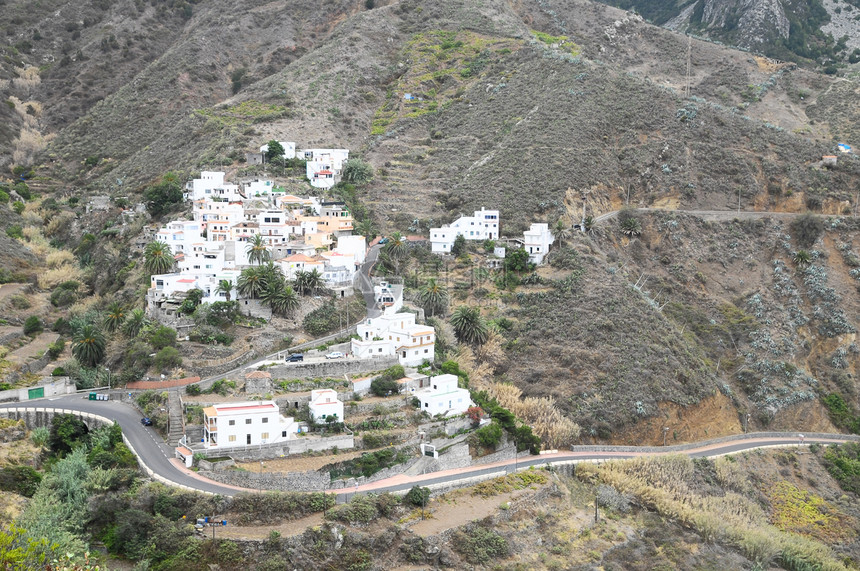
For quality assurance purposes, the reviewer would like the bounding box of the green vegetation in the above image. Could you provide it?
[327,447,411,479]
[822,443,860,495]
[195,100,291,126]
[531,29,581,56]
[143,172,184,217]
[822,393,860,434]
[452,525,509,564]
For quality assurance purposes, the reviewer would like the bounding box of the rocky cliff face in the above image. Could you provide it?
[700,0,790,48]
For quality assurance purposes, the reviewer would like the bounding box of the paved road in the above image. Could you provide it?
[3,396,856,499]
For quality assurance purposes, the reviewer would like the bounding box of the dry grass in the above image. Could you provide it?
[45,250,75,269]
[577,456,850,571]
[487,382,581,448]
[37,265,84,290]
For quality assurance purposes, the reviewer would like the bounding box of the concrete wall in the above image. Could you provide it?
[267,355,399,380]
[192,433,355,461]
[0,379,76,403]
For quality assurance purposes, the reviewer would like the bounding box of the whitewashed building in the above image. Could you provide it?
[430,207,500,254]
[415,374,472,416]
[184,171,244,202]
[259,141,297,160]
[308,389,344,423]
[202,401,298,449]
[351,312,435,366]
[523,223,555,265]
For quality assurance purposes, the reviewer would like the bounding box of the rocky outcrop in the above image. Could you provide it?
[703,0,790,48]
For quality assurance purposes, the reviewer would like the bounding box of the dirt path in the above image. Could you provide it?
[235,448,367,473]
[408,488,526,536]
[214,512,325,540]
[6,332,58,365]
[0,284,26,302]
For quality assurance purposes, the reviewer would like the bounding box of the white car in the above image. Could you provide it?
[325,351,345,359]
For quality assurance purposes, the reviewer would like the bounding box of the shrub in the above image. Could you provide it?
[404,485,430,506]
[452,525,508,564]
[0,191,8,203]
[149,326,177,350]
[47,337,65,360]
[186,384,201,396]
[153,347,182,370]
[12,201,25,215]
[9,295,30,310]
[790,213,824,249]
[0,466,42,497]
[51,367,66,376]
[6,225,23,239]
[370,377,400,397]
[23,316,42,336]
[474,422,503,449]
[50,281,80,307]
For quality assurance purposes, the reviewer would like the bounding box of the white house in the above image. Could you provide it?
[430,207,500,254]
[415,374,472,416]
[523,223,555,264]
[308,389,344,423]
[351,311,434,366]
[202,401,298,449]
[259,141,297,160]
[335,234,367,266]
[184,171,243,202]
[243,179,278,197]
[155,220,205,255]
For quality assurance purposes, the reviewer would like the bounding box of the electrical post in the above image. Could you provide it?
[663,427,670,447]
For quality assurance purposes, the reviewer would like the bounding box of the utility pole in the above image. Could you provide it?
[663,427,670,447]
[684,34,692,99]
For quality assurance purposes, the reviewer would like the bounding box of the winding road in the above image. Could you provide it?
[2,395,856,500]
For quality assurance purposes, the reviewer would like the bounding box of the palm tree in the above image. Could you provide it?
[354,219,378,241]
[103,301,126,333]
[305,268,324,295]
[259,262,285,290]
[122,308,148,338]
[215,279,233,302]
[418,278,449,317]
[143,241,174,275]
[794,250,812,268]
[237,267,266,299]
[384,231,409,275]
[267,285,300,317]
[245,234,271,265]
[294,270,310,295]
[554,219,573,248]
[72,324,106,367]
[583,216,595,233]
[450,305,489,346]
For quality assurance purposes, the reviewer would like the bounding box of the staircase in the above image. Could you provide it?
[166,391,185,446]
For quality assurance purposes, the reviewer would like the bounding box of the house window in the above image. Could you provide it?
[424,402,429,408]
[261,432,269,440]
[424,349,429,354]
[282,431,287,437]
[245,419,252,424]
[229,420,235,426]
[228,435,236,442]
[262,417,269,423]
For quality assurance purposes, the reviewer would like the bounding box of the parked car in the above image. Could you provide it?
[141,417,153,426]
[325,351,345,360]
[285,353,304,362]
[378,237,389,245]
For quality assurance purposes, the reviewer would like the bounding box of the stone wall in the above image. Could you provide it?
[199,446,422,492]
[267,355,398,381]
[194,434,355,462]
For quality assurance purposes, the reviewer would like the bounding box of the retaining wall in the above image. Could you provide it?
[267,356,399,381]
